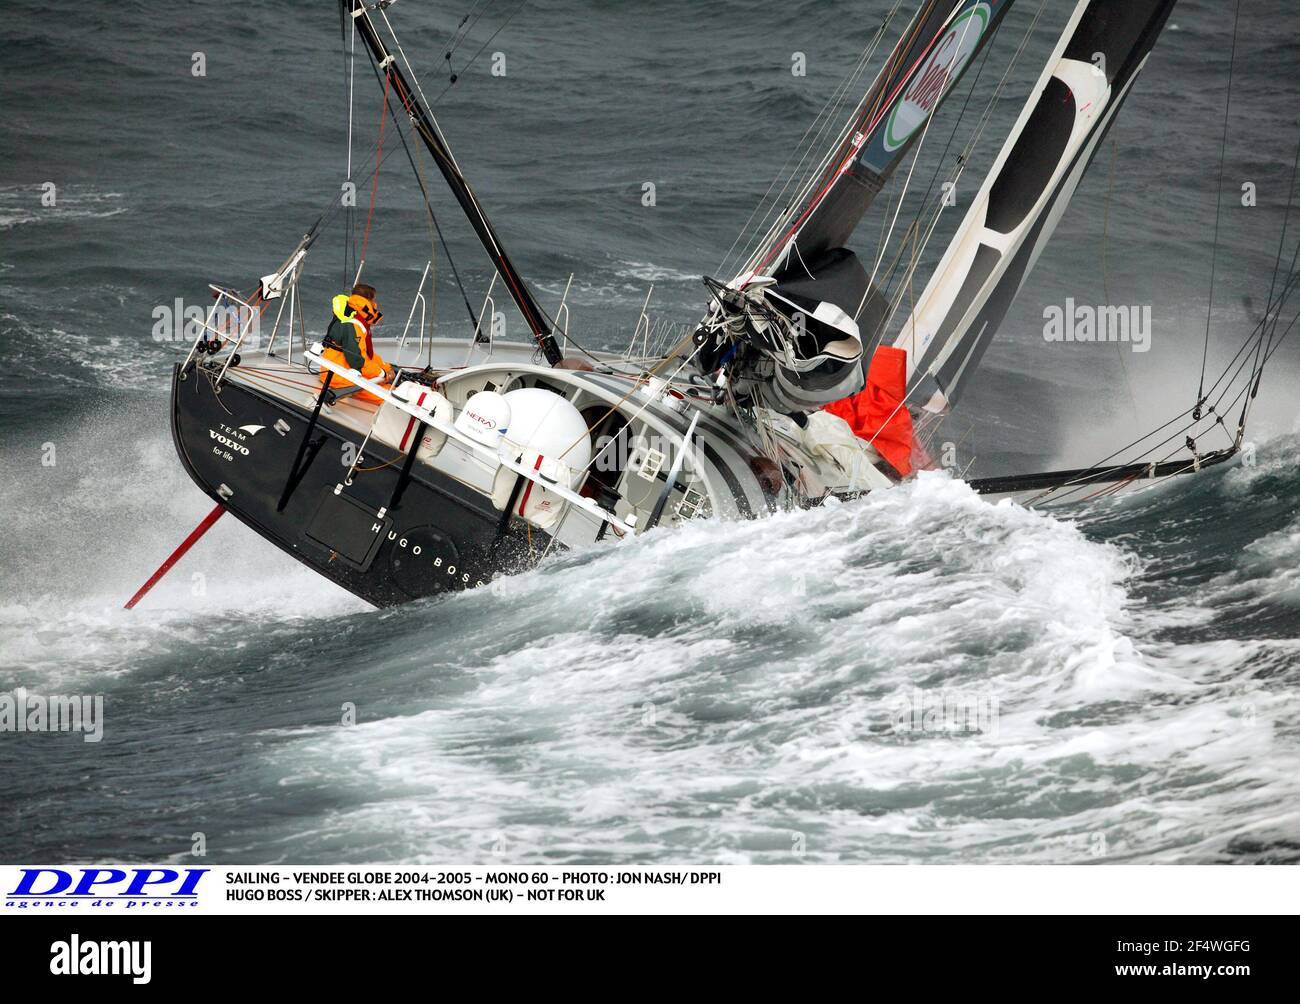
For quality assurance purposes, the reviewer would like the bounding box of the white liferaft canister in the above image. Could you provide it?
[489,387,593,528]
[455,390,511,449]
[373,381,452,460]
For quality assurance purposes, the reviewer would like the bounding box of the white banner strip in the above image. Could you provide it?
[2,865,1295,915]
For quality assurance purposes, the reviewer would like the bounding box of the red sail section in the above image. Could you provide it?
[824,346,915,476]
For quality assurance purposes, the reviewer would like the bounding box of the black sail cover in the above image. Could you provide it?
[748,0,1016,316]
[894,0,1180,411]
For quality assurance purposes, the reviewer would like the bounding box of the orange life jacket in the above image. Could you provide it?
[321,293,389,402]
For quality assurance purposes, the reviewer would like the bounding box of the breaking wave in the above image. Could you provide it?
[4,418,1297,863]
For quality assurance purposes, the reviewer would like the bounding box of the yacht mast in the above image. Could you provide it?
[345,0,563,365]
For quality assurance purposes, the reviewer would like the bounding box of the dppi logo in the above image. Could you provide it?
[7,868,208,910]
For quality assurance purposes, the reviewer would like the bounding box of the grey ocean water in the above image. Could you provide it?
[1,0,1298,863]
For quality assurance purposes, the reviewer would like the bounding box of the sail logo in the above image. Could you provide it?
[1043,299,1152,353]
[881,3,991,154]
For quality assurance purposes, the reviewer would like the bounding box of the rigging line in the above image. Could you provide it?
[1197,0,1241,407]
[1251,129,1300,375]
[733,1,927,282]
[720,4,905,279]
[861,1,956,277]
[372,41,586,362]
[359,2,483,185]
[341,4,358,284]
[732,46,881,280]
[717,12,896,278]
[346,10,356,181]
[338,32,475,353]
[1023,290,1300,505]
[742,0,964,285]
[1206,297,1300,439]
[718,24,886,279]
[876,14,997,302]
[1100,138,1141,424]
[308,57,411,240]
[441,0,494,62]
[878,0,1052,311]
[1006,279,1300,505]
[359,69,392,266]
[1216,270,1300,434]
[439,8,473,57]
[369,48,481,335]
[378,4,445,140]
[430,0,531,105]
[1022,419,1215,508]
[1204,250,1300,399]
[738,0,935,281]
[863,115,932,311]
[1034,313,1279,509]
[1203,247,1300,408]
[862,0,1050,348]
[1065,375,1245,487]
[857,4,986,320]
[309,74,420,261]
[868,0,987,282]
[896,0,1044,265]
[736,1,919,277]
[1248,284,1300,433]
[1224,299,1300,412]
[366,3,597,360]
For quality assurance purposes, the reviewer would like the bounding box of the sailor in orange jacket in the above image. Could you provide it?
[320,283,395,404]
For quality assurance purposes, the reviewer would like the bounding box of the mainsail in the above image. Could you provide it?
[701,0,1016,412]
[893,0,1180,413]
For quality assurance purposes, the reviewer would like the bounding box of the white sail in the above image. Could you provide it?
[893,0,1179,413]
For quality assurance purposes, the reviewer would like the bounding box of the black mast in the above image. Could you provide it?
[344,0,563,365]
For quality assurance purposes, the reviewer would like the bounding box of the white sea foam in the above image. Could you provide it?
[0,185,127,231]
[4,417,1297,863]
[241,472,1298,863]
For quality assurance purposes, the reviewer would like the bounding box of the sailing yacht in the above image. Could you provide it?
[150,0,1291,609]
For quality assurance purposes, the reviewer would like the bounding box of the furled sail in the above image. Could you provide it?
[699,0,1016,412]
[893,0,1179,413]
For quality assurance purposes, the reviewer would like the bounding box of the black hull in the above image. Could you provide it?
[170,364,544,607]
